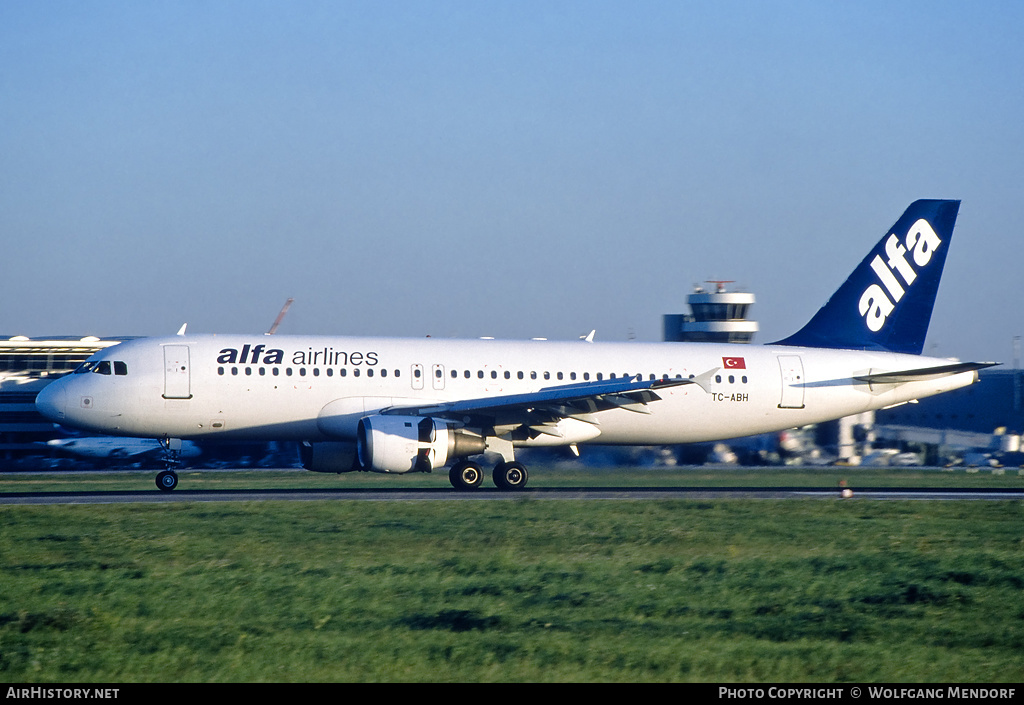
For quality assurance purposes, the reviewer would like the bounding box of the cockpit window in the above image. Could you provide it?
[73,360,127,375]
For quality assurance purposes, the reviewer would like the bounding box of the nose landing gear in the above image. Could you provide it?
[155,438,183,491]
[156,469,179,491]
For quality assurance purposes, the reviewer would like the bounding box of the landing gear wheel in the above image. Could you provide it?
[449,461,484,490]
[156,470,179,492]
[493,461,528,491]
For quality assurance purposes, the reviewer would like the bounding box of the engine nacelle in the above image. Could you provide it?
[356,415,486,474]
[300,441,359,473]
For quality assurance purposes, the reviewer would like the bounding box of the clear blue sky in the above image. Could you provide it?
[2,1,1021,364]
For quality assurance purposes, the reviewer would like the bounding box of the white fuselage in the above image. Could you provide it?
[37,334,977,447]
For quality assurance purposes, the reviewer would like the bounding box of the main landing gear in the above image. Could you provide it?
[448,459,529,491]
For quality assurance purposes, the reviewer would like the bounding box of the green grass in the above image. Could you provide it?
[1,495,1022,682]
[1,463,1021,494]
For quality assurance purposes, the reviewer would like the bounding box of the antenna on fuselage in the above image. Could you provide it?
[267,298,294,335]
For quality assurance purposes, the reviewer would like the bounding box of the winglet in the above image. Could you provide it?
[176,324,187,336]
[267,298,294,335]
[774,200,960,354]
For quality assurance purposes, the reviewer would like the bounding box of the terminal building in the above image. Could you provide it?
[0,336,124,466]
[873,367,1023,465]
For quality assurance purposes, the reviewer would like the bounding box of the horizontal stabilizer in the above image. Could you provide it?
[854,361,998,384]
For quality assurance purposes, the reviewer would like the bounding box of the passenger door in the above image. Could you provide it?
[163,345,192,399]
[777,355,805,409]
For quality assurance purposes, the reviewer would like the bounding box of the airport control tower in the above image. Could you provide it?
[663,281,758,343]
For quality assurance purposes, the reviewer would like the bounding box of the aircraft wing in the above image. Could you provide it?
[380,372,714,434]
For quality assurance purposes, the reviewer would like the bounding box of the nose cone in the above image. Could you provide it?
[36,382,67,422]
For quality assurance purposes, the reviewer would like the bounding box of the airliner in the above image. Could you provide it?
[36,200,993,491]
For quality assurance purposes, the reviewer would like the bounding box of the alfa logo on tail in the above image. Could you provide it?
[859,219,942,332]
[773,199,959,355]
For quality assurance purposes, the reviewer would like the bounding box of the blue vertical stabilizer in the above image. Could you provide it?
[773,199,960,354]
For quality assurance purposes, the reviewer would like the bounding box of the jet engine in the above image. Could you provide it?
[357,415,486,473]
[300,441,359,473]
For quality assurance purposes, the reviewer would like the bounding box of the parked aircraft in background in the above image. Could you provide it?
[36,200,993,491]
[45,436,200,465]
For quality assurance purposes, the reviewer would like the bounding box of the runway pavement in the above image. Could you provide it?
[2,486,1022,505]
